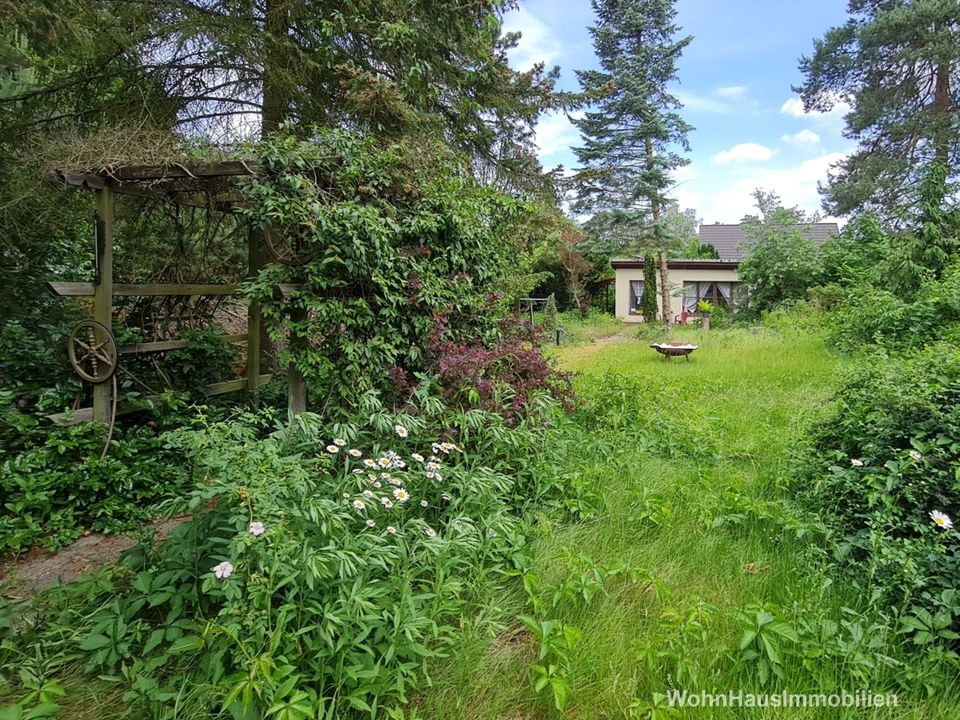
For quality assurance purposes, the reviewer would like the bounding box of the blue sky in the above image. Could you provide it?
[502,0,853,224]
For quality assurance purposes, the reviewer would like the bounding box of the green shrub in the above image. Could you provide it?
[0,394,196,553]
[801,343,960,646]
[0,391,572,717]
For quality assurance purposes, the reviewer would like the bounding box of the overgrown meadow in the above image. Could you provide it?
[4,311,960,719]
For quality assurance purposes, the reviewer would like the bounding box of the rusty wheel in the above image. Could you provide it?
[67,320,118,384]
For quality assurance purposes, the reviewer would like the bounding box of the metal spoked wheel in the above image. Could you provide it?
[67,320,118,384]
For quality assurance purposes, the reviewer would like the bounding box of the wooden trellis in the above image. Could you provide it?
[46,162,277,424]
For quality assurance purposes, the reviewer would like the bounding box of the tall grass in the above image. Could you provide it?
[416,316,960,718]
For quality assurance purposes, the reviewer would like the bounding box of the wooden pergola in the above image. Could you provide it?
[46,160,306,424]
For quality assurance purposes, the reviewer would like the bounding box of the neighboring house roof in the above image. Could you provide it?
[611,258,741,270]
[698,222,839,261]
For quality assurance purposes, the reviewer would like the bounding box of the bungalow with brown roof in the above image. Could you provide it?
[612,222,839,323]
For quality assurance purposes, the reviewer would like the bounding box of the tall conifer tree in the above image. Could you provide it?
[572,0,692,327]
[797,1,960,219]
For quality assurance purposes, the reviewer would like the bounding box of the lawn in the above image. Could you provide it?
[415,319,960,719]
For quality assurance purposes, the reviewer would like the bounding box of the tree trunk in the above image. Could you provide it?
[259,0,292,369]
[933,61,950,170]
[646,137,673,332]
[262,0,290,137]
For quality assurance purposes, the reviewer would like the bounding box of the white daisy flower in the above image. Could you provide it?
[348,448,362,458]
[248,521,265,536]
[333,438,347,447]
[909,449,923,461]
[326,445,339,454]
[380,497,393,509]
[381,473,391,480]
[386,525,397,535]
[431,443,441,454]
[395,424,409,438]
[352,469,365,475]
[393,460,407,469]
[373,481,382,489]
[212,561,233,579]
[423,527,437,539]
[393,487,410,503]
[426,461,441,471]
[363,459,377,468]
[420,500,428,507]
[850,458,864,467]
[362,490,374,498]
[389,477,401,486]
[365,519,376,528]
[377,457,392,468]
[411,453,424,462]
[930,510,953,530]
[352,499,366,511]
[439,442,456,453]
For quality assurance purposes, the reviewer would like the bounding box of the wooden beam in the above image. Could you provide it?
[287,306,308,417]
[46,400,155,426]
[109,161,258,181]
[246,227,263,401]
[47,282,240,297]
[93,185,114,423]
[118,333,246,355]
[207,374,272,396]
[272,283,303,300]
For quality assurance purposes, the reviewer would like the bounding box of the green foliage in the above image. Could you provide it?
[801,343,960,648]
[243,128,526,412]
[541,294,558,332]
[0,394,195,554]
[641,254,659,323]
[737,190,825,314]
[695,299,714,314]
[0,391,572,717]
[572,0,692,250]
[797,1,960,218]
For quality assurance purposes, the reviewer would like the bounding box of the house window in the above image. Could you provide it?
[629,280,644,313]
[682,281,743,312]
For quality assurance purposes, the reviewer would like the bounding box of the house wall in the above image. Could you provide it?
[615,267,741,323]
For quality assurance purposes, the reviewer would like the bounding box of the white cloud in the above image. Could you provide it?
[534,110,583,159]
[715,85,748,99]
[502,6,562,72]
[714,143,777,165]
[780,129,821,146]
[780,94,851,123]
[695,150,851,224]
[675,90,732,114]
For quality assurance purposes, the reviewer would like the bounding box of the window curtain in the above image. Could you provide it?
[630,281,644,310]
[698,282,714,302]
[716,282,733,307]
[683,282,698,312]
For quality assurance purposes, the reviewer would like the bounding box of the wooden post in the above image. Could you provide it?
[246,227,262,405]
[93,185,114,423]
[287,306,307,417]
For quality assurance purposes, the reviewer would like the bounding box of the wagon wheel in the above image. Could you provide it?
[67,320,118,384]
[265,224,315,266]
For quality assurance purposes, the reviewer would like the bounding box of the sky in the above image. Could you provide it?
[502,0,854,225]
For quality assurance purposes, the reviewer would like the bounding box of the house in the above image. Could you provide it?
[612,221,839,323]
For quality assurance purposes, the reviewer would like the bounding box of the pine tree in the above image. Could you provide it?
[797,1,960,218]
[572,0,692,328]
[0,0,560,190]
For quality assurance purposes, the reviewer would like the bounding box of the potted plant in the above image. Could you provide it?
[697,299,714,331]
